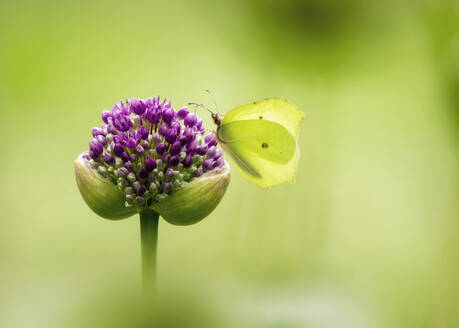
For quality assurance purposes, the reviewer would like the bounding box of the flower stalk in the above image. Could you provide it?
[139,209,159,296]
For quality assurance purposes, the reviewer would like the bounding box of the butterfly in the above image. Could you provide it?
[190,98,305,188]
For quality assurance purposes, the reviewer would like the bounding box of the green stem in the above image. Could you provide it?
[139,209,159,296]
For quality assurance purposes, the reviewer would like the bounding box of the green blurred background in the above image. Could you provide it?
[1,0,458,327]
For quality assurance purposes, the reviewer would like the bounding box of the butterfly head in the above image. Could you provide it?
[212,112,222,127]
[188,102,222,127]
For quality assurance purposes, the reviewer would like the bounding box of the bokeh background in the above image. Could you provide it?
[1,0,458,327]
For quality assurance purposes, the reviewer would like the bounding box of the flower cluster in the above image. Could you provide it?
[82,96,224,209]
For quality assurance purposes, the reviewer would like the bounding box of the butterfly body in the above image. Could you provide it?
[214,98,305,188]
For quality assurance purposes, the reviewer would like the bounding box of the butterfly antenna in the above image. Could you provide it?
[188,102,214,115]
[205,90,219,114]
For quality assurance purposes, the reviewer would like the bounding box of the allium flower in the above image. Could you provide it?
[75,96,229,220]
[75,95,230,295]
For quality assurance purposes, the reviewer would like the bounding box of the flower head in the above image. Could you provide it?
[79,96,227,211]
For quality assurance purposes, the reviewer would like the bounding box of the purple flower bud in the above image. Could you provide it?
[102,110,112,124]
[107,124,118,135]
[145,155,156,171]
[177,107,189,119]
[214,149,223,160]
[127,172,137,182]
[162,182,173,193]
[89,139,103,157]
[193,168,203,177]
[114,143,124,157]
[165,168,175,179]
[104,152,114,165]
[196,119,203,131]
[121,151,131,163]
[182,153,193,167]
[177,135,187,146]
[92,127,105,137]
[117,167,129,177]
[130,98,146,115]
[137,184,147,196]
[125,136,139,149]
[124,161,134,172]
[89,150,97,160]
[186,140,197,153]
[113,135,122,144]
[213,158,224,169]
[165,128,178,144]
[184,113,197,127]
[137,125,149,140]
[197,144,208,155]
[171,121,181,134]
[141,140,150,150]
[208,137,218,147]
[139,168,148,179]
[151,132,161,144]
[184,127,195,143]
[135,146,144,158]
[204,133,213,143]
[162,107,175,124]
[156,143,166,155]
[168,155,180,167]
[144,109,154,123]
[203,159,213,170]
[96,135,106,145]
[82,153,90,161]
[206,146,216,159]
[170,141,182,155]
[162,152,170,163]
[114,112,132,132]
[159,124,168,136]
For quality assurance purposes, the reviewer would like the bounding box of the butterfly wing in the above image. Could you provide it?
[218,119,299,188]
[222,98,305,139]
[219,98,304,188]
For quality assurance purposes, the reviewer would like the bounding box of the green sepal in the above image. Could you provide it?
[151,164,230,226]
[74,154,137,220]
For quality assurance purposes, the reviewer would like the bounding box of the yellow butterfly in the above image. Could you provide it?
[198,98,305,188]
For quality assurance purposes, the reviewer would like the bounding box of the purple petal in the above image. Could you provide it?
[89,139,103,157]
[103,152,114,165]
[121,151,131,163]
[139,168,148,179]
[137,184,147,196]
[182,153,193,167]
[177,107,189,119]
[197,144,208,155]
[137,125,149,140]
[168,155,180,167]
[184,113,197,127]
[170,141,182,155]
[165,128,178,144]
[113,143,124,157]
[92,127,105,137]
[162,107,175,124]
[206,146,216,159]
[156,143,166,155]
[162,182,173,193]
[145,155,156,171]
[130,98,146,115]
[203,159,213,170]
[123,161,133,172]
[101,110,112,124]
[159,124,168,136]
